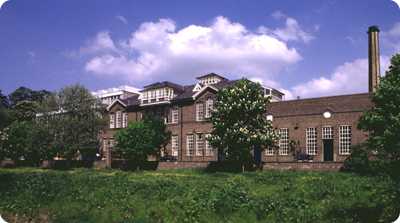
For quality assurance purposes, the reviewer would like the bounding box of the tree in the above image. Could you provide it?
[114,116,171,164]
[208,79,277,169]
[358,54,400,178]
[0,121,55,165]
[0,90,9,108]
[40,84,106,160]
[0,90,11,129]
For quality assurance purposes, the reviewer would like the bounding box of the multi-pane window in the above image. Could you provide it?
[171,136,179,157]
[109,114,115,129]
[186,134,195,156]
[205,99,214,118]
[306,127,317,155]
[278,128,289,155]
[205,134,214,156]
[116,111,122,128]
[195,134,204,156]
[196,103,204,121]
[122,112,128,128]
[339,125,352,155]
[265,147,274,156]
[171,108,179,124]
[322,126,333,139]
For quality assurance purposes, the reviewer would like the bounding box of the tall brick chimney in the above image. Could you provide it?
[368,25,381,93]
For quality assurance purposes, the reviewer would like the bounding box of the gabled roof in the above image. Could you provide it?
[192,85,219,99]
[196,72,228,81]
[106,99,127,111]
[141,81,184,92]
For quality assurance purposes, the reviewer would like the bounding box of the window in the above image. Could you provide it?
[171,136,179,157]
[122,112,128,128]
[306,127,317,155]
[195,134,204,156]
[322,126,333,139]
[186,135,195,156]
[278,128,289,155]
[116,111,122,128]
[171,108,179,124]
[265,147,274,156]
[205,134,214,156]
[339,125,352,155]
[205,99,214,118]
[109,114,115,128]
[196,103,204,121]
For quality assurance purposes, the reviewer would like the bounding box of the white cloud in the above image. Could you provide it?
[84,16,302,83]
[392,0,400,8]
[382,22,400,52]
[80,31,118,54]
[0,0,8,9]
[115,15,128,24]
[289,56,390,98]
[258,11,314,43]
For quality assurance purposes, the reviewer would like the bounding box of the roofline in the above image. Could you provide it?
[106,99,127,111]
[273,92,371,104]
[196,73,228,80]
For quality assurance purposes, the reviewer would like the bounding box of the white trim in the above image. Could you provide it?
[192,85,218,100]
[106,99,127,111]
[192,83,203,92]
[139,100,171,106]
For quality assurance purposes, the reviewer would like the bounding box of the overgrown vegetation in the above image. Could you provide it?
[345,54,400,180]
[0,168,399,223]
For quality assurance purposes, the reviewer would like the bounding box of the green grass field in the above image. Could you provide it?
[0,168,399,223]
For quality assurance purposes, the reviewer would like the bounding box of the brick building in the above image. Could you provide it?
[102,26,381,170]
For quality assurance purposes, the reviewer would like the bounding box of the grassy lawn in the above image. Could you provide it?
[0,168,399,223]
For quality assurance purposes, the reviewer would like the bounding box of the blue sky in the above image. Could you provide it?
[1,0,400,99]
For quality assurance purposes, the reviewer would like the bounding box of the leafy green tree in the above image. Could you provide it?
[208,79,277,168]
[40,84,106,160]
[358,54,400,178]
[0,90,9,108]
[0,90,11,129]
[115,116,171,163]
[0,121,55,165]
[10,100,39,121]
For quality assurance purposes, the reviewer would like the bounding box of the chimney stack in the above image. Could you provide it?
[368,25,381,93]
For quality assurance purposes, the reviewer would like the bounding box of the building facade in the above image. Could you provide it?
[101,26,381,169]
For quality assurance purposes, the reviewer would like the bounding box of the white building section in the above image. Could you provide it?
[92,85,141,105]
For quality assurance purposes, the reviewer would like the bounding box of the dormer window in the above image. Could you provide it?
[140,87,175,105]
[196,73,228,86]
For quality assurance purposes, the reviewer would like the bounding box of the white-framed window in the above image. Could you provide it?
[205,134,214,156]
[171,108,179,124]
[186,134,195,156]
[306,127,317,155]
[171,135,179,157]
[339,125,352,155]
[109,114,115,129]
[278,128,289,155]
[265,147,274,156]
[122,112,128,128]
[195,134,204,156]
[322,126,333,139]
[116,111,122,128]
[196,103,204,121]
[205,99,214,118]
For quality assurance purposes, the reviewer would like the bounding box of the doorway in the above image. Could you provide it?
[323,139,334,161]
